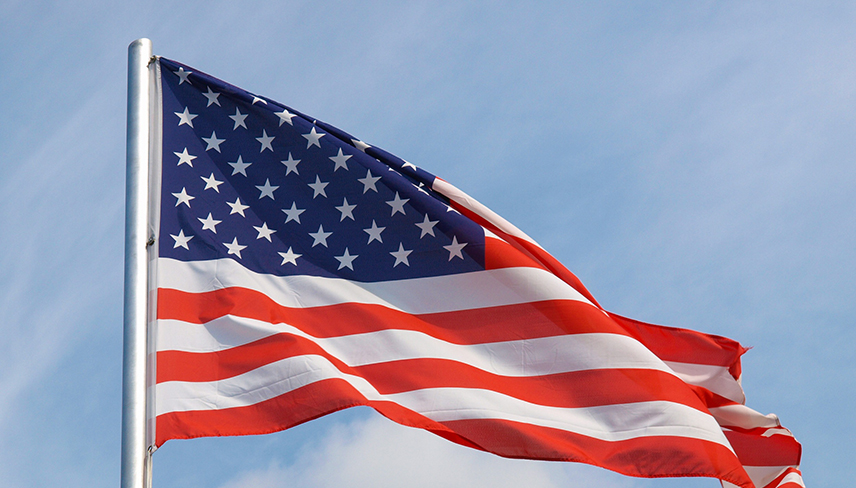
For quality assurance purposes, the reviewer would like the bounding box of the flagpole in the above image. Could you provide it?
[122,37,153,488]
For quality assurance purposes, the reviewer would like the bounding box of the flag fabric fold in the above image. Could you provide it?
[148,56,802,488]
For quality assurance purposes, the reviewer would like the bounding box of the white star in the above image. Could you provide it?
[229,107,248,129]
[415,214,439,238]
[414,182,430,195]
[334,248,358,271]
[227,197,249,217]
[256,130,275,152]
[363,220,385,244]
[203,131,225,152]
[174,148,197,167]
[172,187,194,207]
[228,155,251,176]
[329,148,352,171]
[390,243,413,268]
[279,247,302,266]
[302,126,325,149]
[357,169,381,193]
[351,139,370,152]
[309,224,332,248]
[174,67,192,85]
[445,204,461,214]
[444,236,467,261]
[402,160,418,171]
[386,192,409,216]
[281,153,300,175]
[254,222,277,242]
[198,213,221,233]
[335,197,357,221]
[201,173,224,192]
[275,108,296,126]
[252,96,267,105]
[175,107,198,127]
[202,86,221,106]
[308,175,329,199]
[282,202,305,224]
[256,178,279,200]
[223,237,247,258]
[170,229,193,249]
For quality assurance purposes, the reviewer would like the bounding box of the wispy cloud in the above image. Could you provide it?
[0,81,126,472]
[0,2,848,487]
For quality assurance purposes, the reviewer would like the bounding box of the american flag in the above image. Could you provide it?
[151,57,803,488]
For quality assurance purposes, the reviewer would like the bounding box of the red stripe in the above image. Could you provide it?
[450,202,602,308]
[724,428,802,467]
[156,378,751,487]
[608,312,747,371]
[157,287,631,343]
[157,333,709,411]
[156,377,407,444]
[483,234,548,270]
[688,384,741,409]
[761,467,803,488]
[441,419,750,487]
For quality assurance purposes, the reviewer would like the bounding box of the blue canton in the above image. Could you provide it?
[159,58,485,282]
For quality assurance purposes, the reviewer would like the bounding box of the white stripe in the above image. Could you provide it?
[155,353,732,449]
[157,315,676,377]
[664,360,746,404]
[709,404,780,430]
[155,257,595,313]
[743,466,802,488]
[432,178,540,245]
[777,471,805,487]
[400,387,726,444]
[759,427,795,438]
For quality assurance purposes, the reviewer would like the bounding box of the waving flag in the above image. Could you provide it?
[148,56,802,488]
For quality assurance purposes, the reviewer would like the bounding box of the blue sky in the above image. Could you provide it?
[1,2,853,486]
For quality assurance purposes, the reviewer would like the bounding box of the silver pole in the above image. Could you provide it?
[122,37,153,488]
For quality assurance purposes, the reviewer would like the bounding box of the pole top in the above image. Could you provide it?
[129,38,152,51]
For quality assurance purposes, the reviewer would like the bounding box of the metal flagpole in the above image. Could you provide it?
[122,37,153,488]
